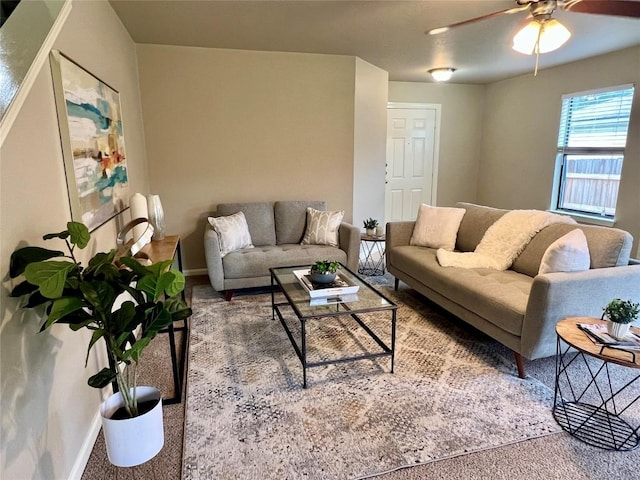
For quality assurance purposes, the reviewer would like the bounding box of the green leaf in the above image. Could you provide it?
[43,297,85,329]
[137,273,173,302]
[118,256,150,277]
[67,222,90,249]
[146,260,173,277]
[10,280,39,298]
[24,261,75,299]
[165,270,186,298]
[79,281,116,321]
[10,247,64,278]
[86,250,118,277]
[127,337,152,363]
[114,301,138,333]
[88,368,116,389]
[85,329,106,366]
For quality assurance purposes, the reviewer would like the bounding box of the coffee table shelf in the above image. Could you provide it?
[270,264,397,388]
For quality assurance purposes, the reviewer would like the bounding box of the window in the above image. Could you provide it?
[553,84,635,219]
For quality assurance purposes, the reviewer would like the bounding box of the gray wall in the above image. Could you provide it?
[1,1,149,479]
[478,46,640,255]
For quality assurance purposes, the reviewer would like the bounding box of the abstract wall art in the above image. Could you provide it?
[50,50,129,231]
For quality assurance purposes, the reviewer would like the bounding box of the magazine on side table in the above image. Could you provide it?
[578,323,640,351]
[293,269,360,299]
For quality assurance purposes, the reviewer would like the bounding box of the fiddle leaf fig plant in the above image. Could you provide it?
[9,221,191,418]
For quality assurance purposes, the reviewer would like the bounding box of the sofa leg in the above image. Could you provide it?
[394,278,399,290]
[514,352,525,378]
[225,290,234,301]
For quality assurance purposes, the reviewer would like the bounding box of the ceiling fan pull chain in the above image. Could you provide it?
[534,22,544,77]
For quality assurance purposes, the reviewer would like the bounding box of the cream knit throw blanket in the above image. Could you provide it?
[436,210,576,270]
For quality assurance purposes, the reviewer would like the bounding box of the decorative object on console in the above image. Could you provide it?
[9,222,191,467]
[410,203,466,251]
[50,50,130,232]
[147,194,166,241]
[602,298,640,340]
[301,207,344,246]
[129,193,148,242]
[309,260,340,283]
[363,217,379,236]
[116,217,154,262]
[207,211,254,258]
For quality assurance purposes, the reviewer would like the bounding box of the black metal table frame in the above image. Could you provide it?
[553,335,640,451]
[270,265,397,388]
[358,235,386,276]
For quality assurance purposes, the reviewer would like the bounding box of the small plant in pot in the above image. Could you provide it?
[602,298,640,340]
[9,222,191,467]
[309,260,340,284]
[363,218,379,236]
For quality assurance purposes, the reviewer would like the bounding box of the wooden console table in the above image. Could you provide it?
[137,235,189,405]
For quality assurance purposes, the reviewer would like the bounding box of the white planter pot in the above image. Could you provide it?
[606,320,630,341]
[366,228,375,236]
[100,386,164,467]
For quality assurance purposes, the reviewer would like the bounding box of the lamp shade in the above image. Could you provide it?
[429,68,456,82]
[512,18,571,55]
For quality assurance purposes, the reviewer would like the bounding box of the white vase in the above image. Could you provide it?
[100,386,164,467]
[606,320,630,340]
[129,193,148,242]
[366,228,374,236]
[375,226,384,237]
[147,194,166,241]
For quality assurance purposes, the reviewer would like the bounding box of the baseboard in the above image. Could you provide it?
[184,268,208,276]
[67,410,102,480]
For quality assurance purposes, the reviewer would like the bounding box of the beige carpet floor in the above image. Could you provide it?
[81,275,640,480]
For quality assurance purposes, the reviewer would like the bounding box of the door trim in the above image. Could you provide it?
[387,102,441,206]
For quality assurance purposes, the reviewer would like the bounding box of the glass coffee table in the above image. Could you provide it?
[270,263,397,388]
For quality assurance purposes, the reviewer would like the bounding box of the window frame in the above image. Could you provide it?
[551,84,635,224]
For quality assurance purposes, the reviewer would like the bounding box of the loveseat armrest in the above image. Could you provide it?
[522,265,640,359]
[339,222,361,272]
[204,227,225,291]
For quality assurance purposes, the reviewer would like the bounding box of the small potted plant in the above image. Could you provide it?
[9,222,191,467]
[309,260,340,284]
[602,298,640,340]
[363,218,379,236]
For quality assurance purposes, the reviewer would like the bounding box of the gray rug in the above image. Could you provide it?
[182,285,561,479]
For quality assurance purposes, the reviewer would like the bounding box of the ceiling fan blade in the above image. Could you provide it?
[426,5,529,35]
[564,0,640,18]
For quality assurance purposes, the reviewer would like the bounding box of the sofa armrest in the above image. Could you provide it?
[339,222,361,272]
[522,265,640,359]
[385,221,415,264]
[204,227,225,291]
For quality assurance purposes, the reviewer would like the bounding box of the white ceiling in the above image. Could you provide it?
[109,0,640,84]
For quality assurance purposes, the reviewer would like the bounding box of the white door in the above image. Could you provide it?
[385,104,439,221]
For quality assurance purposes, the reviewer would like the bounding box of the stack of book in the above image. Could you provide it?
[293,269,359,305]
[578,323,640,351]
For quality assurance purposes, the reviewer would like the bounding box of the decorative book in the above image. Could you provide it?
[293,269,360,299]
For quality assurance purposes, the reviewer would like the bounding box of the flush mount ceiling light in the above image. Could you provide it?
[512,16,571,55]
[429,68,456,82]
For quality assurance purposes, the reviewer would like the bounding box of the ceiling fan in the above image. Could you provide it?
[427,0,640,56]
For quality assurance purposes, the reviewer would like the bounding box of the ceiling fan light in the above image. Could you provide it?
[429,68,456,82]
[512,19,571,55]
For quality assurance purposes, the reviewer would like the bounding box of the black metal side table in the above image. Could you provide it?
[359,233,386,276]
[553,317,640,451]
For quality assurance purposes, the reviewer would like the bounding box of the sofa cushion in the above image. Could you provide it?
[512,223,633,277]
[301,207,344,247]
[410,204,465,251]
[274,200,325,244]
[389,245,531,336]
[222,244,347,279]
[217,202,276,246]
[207,212,254,258]
[538,229,590,274]
[454,202,508,253]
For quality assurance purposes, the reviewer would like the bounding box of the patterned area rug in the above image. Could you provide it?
[182,285,561,479]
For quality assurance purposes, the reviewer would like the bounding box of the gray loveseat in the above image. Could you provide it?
[386,202,640,377]
[205,200,360,300]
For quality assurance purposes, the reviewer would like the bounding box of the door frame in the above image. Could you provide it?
[387,102,442,207]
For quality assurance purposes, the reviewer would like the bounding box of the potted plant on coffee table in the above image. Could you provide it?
[9,221,191,467]
[309,260,340,284]
[602,298,640,340]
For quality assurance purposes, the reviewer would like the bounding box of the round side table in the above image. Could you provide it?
[359,234,386,276]
[554,317,640,451]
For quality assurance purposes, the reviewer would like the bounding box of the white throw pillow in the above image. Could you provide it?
[208,211,254,258]
[538,228,590,275]
[301,207,344,247]
[410,204,466,251]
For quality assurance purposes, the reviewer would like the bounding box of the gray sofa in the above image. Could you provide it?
[205,200,360,300]
[386,202,640,377]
